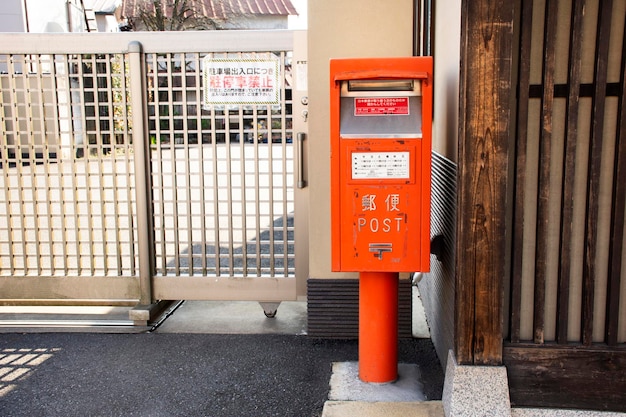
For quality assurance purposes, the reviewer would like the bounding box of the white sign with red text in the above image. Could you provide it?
[203,57,280,107]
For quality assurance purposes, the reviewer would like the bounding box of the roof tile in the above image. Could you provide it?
[120,0,297,20]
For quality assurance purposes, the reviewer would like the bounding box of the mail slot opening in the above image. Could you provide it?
[347,79,415,92]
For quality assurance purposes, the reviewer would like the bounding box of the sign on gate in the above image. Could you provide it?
[202,57,280,106]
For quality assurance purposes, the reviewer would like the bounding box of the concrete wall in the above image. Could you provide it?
[307,0,415,280]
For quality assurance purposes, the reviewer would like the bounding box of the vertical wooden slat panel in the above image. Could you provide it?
[511,0,535,345]
[512,0,626,348]
[456,0,514,365]
[582,0,613,346]
[557,0,586,345]
[606,12,626,347]
[533,0,558,345]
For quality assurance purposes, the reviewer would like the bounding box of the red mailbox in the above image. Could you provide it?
[329,57,432,384]
[330,57,432,273]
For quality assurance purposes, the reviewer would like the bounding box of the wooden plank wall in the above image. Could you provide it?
[456,0,515,365]
[505,0,626,411]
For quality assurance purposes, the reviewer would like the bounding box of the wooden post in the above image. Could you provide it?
[455,0,515,365]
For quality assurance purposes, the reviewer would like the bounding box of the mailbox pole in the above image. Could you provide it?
[359,271,399,383]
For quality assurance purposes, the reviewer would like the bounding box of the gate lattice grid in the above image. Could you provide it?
[146,51,295,278]
[0,32,297,304]
[0,52,138,278]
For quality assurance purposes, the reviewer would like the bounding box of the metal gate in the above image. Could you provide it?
[0,31,307,306]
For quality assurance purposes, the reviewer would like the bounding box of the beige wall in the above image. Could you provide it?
[307,0,415,279]
[417,0,462,369]
[432,0,461,162]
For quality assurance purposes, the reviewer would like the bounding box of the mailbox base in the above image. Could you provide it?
[359,271,399,383]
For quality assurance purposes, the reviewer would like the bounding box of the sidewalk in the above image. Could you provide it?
[0,301,445,417]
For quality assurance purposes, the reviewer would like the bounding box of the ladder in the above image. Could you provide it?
[81,0,99,32]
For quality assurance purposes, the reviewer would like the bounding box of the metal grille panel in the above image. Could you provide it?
[0,33,295,302]
[0,52,138,278]
[146,51,295,277]
[0,32,298,303]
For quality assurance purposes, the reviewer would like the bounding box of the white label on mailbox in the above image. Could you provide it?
[352,152,410,179]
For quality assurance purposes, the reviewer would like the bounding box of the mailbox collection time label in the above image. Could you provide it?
[351,152,410,179]
[354,97,410,116]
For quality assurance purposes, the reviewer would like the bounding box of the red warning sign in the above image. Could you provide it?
[354,97,410,116]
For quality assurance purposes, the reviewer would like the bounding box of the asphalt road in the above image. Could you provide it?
[0,333,443,417]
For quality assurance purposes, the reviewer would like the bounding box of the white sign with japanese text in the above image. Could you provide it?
[202,57,280,107]
[351,152,410,179]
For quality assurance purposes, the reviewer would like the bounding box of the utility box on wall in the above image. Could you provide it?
[330,57,432,273]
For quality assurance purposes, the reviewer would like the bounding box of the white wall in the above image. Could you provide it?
[0,0,26,32]
[0,0,94,33]
[96,14,121,33]
[433,0,461,162]
[24,0,71,32]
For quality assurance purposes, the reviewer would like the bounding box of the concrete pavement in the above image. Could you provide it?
[322,401,444,417]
